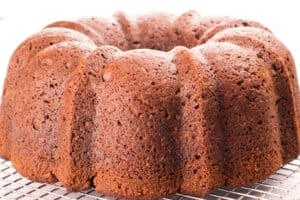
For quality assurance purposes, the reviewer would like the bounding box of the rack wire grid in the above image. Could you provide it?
[0,156,299,200]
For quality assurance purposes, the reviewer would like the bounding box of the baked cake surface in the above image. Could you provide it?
[0,11,299,199]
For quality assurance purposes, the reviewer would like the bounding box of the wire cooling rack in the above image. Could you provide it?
[0,156,299,200]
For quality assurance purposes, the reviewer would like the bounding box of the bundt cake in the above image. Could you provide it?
[0,11,299,199]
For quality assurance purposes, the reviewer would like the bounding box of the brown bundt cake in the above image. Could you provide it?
[0,11,299,199]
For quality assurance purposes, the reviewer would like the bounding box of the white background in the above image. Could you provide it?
[0,0,299,91]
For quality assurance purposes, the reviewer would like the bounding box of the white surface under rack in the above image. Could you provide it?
[0,156,299,200]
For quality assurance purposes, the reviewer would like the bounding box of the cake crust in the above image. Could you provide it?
[0,11,299,200]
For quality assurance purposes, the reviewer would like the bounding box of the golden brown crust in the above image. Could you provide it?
[195,42,283,187]
[171,47,224,196]
[46,21,104,46]
[0,28,95,159]
[209,27,300,162]
[91,51,181,199]
[9,42,95,184]
[0,11,299,200]
[79,17,129,50]
[198,19,270,44]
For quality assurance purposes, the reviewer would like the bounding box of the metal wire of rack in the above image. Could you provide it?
[0,156,299,200]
